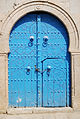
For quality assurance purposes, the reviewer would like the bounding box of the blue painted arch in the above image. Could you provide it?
[8,12,71,107]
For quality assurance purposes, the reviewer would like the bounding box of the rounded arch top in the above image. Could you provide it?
[0,0,79,53]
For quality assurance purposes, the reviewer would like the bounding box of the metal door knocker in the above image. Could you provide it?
[28,36,34,47]
[42,36,48,47]
[26,66,31,75]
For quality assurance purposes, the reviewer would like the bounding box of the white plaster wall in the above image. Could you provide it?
[0,0,80,116]
[0,0,80,40]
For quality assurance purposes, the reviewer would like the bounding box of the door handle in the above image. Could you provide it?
[47,66,51,72]
[47,66,51,76]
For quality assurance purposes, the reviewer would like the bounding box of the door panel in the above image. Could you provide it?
[38,13,70,107]
[8,14,37,107]
[42,59,67,106]
[8,12,71,107]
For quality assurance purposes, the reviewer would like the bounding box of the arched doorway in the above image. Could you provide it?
[8,12,71,107]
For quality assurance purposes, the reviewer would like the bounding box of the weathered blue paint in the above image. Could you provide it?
[8,12,71,107]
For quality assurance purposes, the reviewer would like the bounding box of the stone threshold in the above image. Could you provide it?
[7,107,73,115]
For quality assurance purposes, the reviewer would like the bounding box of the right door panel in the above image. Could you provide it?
[38,13,71,107]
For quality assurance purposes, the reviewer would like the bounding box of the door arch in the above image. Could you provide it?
[8,12,71,107]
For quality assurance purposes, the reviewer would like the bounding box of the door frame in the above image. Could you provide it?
[0,0,79,112]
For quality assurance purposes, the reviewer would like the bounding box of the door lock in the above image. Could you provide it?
[35,65,40,72]
[34,65,46,74]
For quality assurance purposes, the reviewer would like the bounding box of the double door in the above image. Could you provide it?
[8,12,71,107]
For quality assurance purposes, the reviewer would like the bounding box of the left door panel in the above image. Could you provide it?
[8,14,37,107]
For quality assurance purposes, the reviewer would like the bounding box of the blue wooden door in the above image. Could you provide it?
[8,12,71,107]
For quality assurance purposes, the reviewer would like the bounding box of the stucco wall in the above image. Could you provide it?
[0,0,80,117]
[0,0,80,33]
